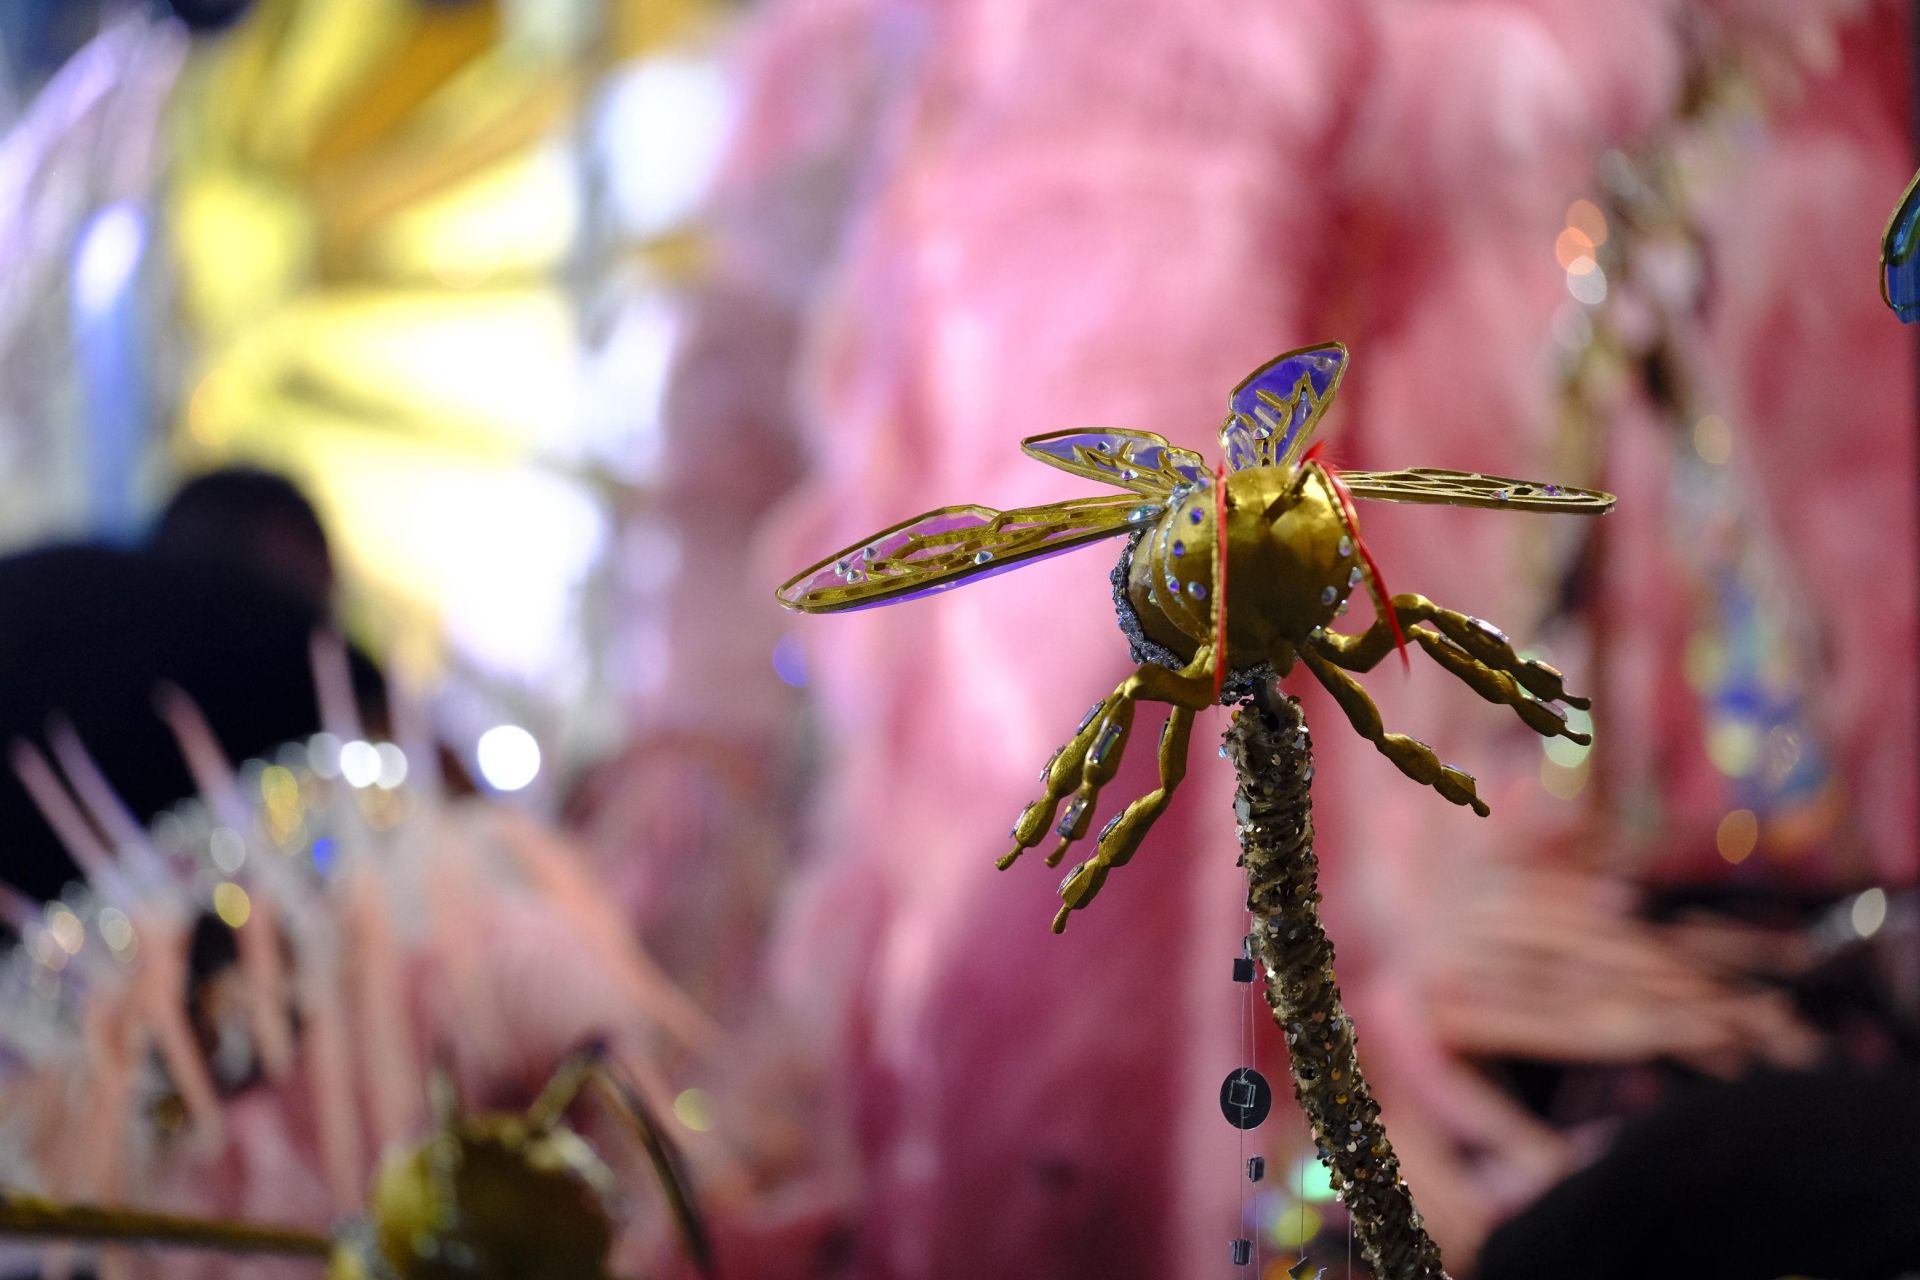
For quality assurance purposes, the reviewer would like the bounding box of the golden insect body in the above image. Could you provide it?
[331,1068,620,1280]
[778,342,1615,931]
[1125,462,1356,667]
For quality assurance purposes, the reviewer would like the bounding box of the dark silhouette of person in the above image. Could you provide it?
[149,464,337,615]
[0,466,382,903]
[1480,1063,1920,1280]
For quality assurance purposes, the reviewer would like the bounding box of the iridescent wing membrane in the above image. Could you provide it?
[1338,468,1615,514]
[1020,429,1210,494]
[779,428,1209,613]
[776,494,1165,613]
[1220,342,1348,471]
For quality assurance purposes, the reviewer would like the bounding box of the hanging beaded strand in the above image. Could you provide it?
[1224,686,1449,1280]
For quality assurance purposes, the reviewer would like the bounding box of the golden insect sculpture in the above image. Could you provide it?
[0,1046,712,1280]
[778,342,1615,931]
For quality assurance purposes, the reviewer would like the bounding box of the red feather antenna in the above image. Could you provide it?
[1304,443,1407,670]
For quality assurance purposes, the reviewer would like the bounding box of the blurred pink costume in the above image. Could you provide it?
[735,0,1913,1273]
[0,675,718,1280]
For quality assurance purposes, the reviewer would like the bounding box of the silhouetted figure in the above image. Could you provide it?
[150,464,336,614]
[0,467,379,903]
[1481,1064,1920,1280]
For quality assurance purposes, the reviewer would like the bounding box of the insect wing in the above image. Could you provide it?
[1338,467,1615,514]
[1020,429,1210,495]
[776,495,1159,613]
[1883,167,1920,322]
[1221,342,1348,471]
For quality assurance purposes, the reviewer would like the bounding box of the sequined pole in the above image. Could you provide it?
[1224,689,1449,1280]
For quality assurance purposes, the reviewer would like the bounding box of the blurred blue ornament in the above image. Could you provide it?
[1880,168,1920,322]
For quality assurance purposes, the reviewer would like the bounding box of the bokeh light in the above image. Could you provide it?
[476,724,541,792]
[210,826,247,873]
[1716,809,1759,864]
[1293,1155,1337,1203]
[1852,887,1888,938]
[672,1087,713,1133]
[339,739,381,788]
[1566,198,1609,245]
[1268,1204,1322,1251]
[213,881,252,929]
[374,743,408,790]
[1566,258,1608,305]
[97,908,135,956]
[772,634,808,688]
[72,203,147,318]
[1693,414,1732,465]
[1555,226,1596,270]
[46,907,83,956]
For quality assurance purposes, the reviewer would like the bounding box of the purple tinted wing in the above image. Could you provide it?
[1021,430,1210,494]
[775,495,1162,613]
[1220,342,1348,470]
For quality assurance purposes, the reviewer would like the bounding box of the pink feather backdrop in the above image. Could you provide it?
[644,0,1919,1275]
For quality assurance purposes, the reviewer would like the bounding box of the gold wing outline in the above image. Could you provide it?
[1338,467,1615,514]
[1020,429,1211,496]
[1220,342,1349,472]
[776,493,1163,614]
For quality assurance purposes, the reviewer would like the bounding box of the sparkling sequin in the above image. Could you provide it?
[1056,796,1088,837]
[1172,540,1186,557]
[1187,581,1207,601]
[1320,586,1337,606]
[1338,536,1352,557]
[1189,508,1204,525]
[974,550,993,564]
[1090,723,1124,766]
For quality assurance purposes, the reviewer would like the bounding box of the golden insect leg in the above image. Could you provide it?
[1405,629,1589,743]
[999,694,1122,870]
[582,1066,715,1279]
[1315,592,1589,708]
[1000,647,1214,874]
[1296,645,1490,816]
[523,1045,715,1279]
[1051,704,1197,933]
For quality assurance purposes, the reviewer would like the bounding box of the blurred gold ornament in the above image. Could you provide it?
[0,1047,712,1280]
